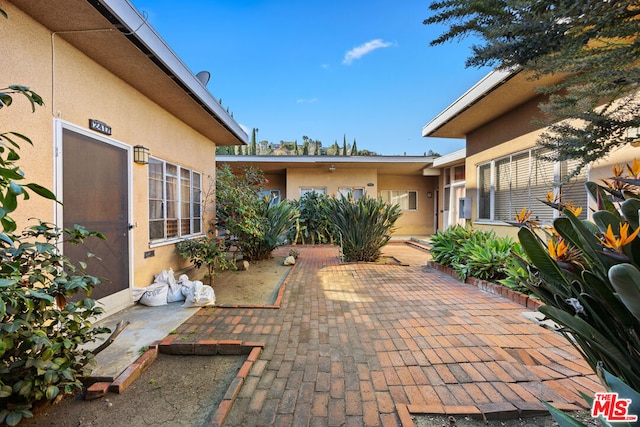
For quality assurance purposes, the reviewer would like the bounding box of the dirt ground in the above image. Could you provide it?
[17,256,293,426]
[19,354,246,427]
[211,255,292,306]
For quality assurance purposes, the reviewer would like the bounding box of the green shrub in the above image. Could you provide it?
[216,165,299,261]
[328,195,401,262]
[175,237,235,286]
[241,199,298,261]
[289,191,336,245]
[430,225,523,284]
[429,225,473,267]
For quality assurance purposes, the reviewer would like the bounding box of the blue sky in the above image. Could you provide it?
[130,0,490,156]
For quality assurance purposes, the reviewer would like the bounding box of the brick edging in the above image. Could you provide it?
[426,261,543,311]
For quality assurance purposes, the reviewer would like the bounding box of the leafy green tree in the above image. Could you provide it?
[424,0,640,176]
[351,138,358,156]
[302,140,309,155]
[328,141,339,155]
[294,140,299,155]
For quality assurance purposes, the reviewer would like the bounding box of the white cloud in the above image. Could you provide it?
[343,39,394,65]
[296,98,318,104]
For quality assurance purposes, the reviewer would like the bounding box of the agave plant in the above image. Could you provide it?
[517,159,640,394]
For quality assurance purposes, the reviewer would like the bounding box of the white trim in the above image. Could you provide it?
[422,69,515,137]
[54,119,134,312]
[432,148,467,168]
[217,155,437,165]
[148,156,204,243]
[98,0,247,143]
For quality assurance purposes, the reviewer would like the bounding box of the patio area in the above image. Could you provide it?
[161,243,602,426]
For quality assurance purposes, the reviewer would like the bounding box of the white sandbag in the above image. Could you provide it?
[181,281,216,307]
[153,268,184,302]
[283,256,296,266]
[139,282,169,306]
[131,287,147,302]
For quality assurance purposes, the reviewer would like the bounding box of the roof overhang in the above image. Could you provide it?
[422,69,564,139]
[217,155,437,176]
[11,0,247,146]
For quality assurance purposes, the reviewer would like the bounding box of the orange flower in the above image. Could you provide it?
[600,223,640,253]
[612,163,624,177]
[515,207,531,223]
[548,239,568,260]
[546,191,560,204]
[628,158,640,178]
[565,204,583,217]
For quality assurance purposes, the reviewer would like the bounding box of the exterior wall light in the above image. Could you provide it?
[328,164,336,173]
[133,145,150,164]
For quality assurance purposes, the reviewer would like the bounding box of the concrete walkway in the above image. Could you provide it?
[165,244,601,426]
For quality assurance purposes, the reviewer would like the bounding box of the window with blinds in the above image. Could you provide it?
[478,164,491,219]
[477,148,587,223]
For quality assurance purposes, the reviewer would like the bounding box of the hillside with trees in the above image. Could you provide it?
[216,130,378,156]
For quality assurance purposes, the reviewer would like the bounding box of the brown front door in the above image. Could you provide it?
[62,128,129,300]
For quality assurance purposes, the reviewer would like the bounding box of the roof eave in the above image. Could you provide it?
[98,0,248,145]
[422,68,516,139]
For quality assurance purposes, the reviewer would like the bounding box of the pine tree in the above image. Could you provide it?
[351,138,358,156]
[425,0,640,175]
[342,135,347,156]
[294,141,299,156]
[302,140,309,155]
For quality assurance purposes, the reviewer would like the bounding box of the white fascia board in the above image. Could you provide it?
[432,148,466,167]
[216,155,436,165]
[421,69,514,137]
[99,0,248,144]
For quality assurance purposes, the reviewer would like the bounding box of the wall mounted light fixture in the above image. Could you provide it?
[328,164,336,173]
[133,145,150,164]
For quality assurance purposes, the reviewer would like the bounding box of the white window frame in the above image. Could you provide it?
[380,190,418,211]
[476,148,588,224]
[300,187,327,197]
[338,186,365,201]
[259,189,281,204]
[149,157,203,245]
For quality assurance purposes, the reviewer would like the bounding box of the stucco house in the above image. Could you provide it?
[217,155,440,237]
[422,69,640,237]
[2,0,246,316]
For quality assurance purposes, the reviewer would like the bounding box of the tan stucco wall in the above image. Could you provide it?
[378,174,437,235]
[286,167,378,200]
[3,4,218,290]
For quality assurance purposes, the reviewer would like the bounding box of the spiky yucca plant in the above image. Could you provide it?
[328,195,401,262]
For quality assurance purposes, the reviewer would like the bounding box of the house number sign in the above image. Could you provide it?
[89,119,112,136]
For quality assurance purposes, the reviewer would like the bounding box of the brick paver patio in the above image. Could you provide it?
[164,244,602,426]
